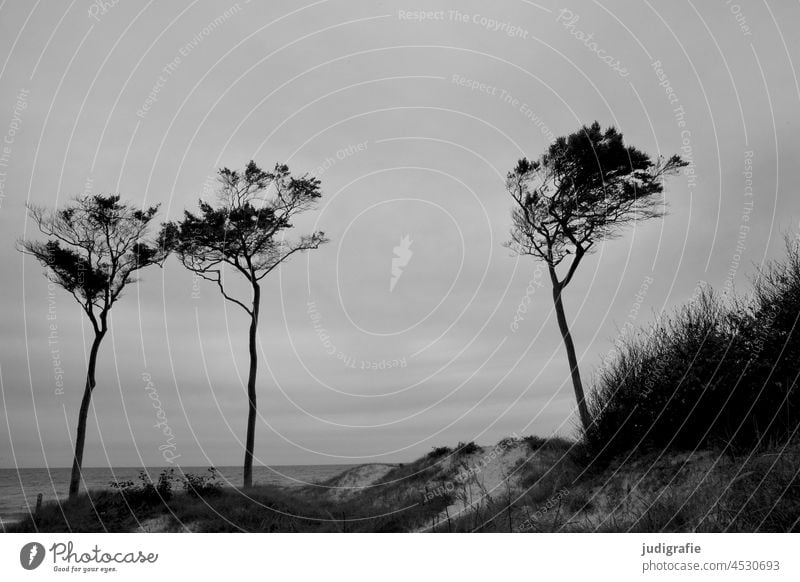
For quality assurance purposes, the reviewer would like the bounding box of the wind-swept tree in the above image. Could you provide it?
[504,122,687,431]
[18,195,166,499]
[162,161,327,488]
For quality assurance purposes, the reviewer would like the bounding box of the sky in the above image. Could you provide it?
[0,0,798,469]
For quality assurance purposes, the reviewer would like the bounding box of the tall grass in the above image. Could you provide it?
[585,239,800,461]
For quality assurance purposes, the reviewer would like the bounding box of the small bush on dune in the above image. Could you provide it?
[110,469,174,506]
[455,441,479,456]
[523,435,576,455]
[497,436,521,449]
[427,446,452,459]
[523,435,548,451]
[181,467,223,498]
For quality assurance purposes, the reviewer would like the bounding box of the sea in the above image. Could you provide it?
[0,464,354,529]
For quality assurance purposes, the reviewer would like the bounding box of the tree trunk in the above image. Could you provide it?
[551,281,592,431]
[243,283,261,489]
[68,331,105,499]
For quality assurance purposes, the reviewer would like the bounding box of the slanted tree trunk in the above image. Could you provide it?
[243,282,261,489]
[68,330,105,499]
[549,272,591,431]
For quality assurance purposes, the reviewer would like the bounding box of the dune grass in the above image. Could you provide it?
[585,240,800,463]
[8,461,455,533]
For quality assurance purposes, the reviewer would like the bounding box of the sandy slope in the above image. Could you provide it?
[318,463,398,500]
[132,437,797,532]
[415,440,533,531]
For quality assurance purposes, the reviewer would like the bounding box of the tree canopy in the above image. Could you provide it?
[19,194,165,333]
[506,121,688,286]
[162,161,327,314]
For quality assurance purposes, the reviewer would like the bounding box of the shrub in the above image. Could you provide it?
[427,446,452,459]
[109,469,174,506]
[182,467,223,498]
[523,435,548,451]
[585,240,800,462]
[454,441,479,456]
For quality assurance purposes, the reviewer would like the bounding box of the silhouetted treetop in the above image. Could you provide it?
[507,121,687,273]
[19,194,165,328]
[161,161,326,294]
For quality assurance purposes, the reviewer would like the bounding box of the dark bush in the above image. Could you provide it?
[182,467,223,498]
[523,435,547,451]
[585,240,800,462]
[109,469,174,506]
[455,441,479,456]
[427,446,452,459]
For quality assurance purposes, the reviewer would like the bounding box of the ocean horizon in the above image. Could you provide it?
[0,464,357,528]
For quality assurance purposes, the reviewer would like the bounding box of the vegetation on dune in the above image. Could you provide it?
[435,440,800,533]
[9,435,800,532]
[584,239,800,463]
[9,462,454,533]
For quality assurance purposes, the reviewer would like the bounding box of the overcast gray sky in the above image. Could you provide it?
[1,0,798,468]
